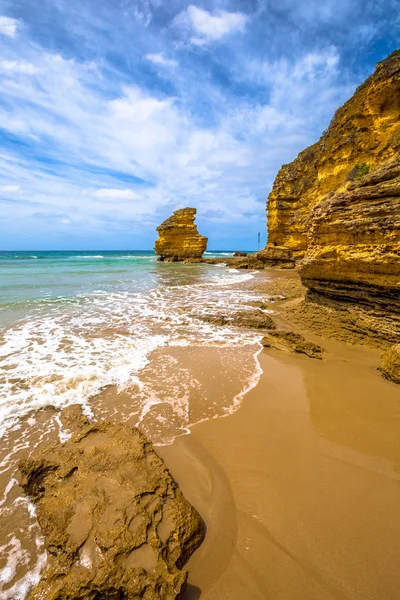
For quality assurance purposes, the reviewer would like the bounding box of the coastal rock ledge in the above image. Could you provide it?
[18,406,205,600]
[155,208,207,261]
[264,50,400,346]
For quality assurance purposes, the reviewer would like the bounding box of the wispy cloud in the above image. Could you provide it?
[174,5,248,46]
[146,53,178,68]
[91,188,140,200]
[0,60,39,74]
[0,0,398,249]
[0,15,18,38]
[0,184,20,193]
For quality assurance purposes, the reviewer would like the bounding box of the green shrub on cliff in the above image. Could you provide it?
[347,162,371,181]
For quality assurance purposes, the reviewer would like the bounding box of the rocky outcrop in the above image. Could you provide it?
[301,155,400,344]
[264,51,400,345]
[187,250,295,270]
[379,344,400,384]
[155,208,207,261]
[261,331,325,359]
[265,51,400,265]
[18,406,205,600]
[201,310,276,330]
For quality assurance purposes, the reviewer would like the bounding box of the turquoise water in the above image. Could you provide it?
[0,250,234,318]
[0,250,263,439]
[0,250,268,598]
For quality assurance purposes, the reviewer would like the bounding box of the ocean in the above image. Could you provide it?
[0,249,268,598]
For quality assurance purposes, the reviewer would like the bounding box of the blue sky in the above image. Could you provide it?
[0,0,399,250]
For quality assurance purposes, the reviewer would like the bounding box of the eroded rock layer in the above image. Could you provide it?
[264,51,400,345]
[379,344,400,384]
[155,208,207,261]
[18,406,205,600]
[301,155,400,344]
[265,51,400,263]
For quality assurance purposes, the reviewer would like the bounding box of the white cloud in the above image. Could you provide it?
[0,16,18,38]
[146,53,178,68]
[0,34,354,246]
[92,188,140,200]
[0,184,20,192]
[0,60,39,74]
[174,5,248,45]
[61,218,71,224]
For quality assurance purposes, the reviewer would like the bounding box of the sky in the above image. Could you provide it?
[0,0,399,251]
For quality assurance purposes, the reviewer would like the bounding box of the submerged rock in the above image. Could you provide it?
[18,407,205,600]
[261,330,325,359]
[155,208,207,262]
[379,344,400,384]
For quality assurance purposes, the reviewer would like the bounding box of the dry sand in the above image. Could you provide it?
[159,322,400,599]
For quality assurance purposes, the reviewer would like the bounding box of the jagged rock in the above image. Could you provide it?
[18,407,205,600]
[379,344,400,384]
[264,51,400,344]
[254,247,296,269]
[201,310,276,330]
[233,251,248,257]
[155,208,207,261]
[300,155,400,343]
[261,331,325,359]
[265,51,400,267]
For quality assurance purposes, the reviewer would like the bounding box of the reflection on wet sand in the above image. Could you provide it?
[164,342,400,600]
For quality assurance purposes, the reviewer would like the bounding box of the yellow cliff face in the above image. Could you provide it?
[155,208,208,261]
[264,51,400,344]
[265,51,400,262]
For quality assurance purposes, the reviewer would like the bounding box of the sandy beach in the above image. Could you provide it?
[157,273,400,600]
[1,267,399,599]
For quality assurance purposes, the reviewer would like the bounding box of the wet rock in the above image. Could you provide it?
[261,330,325,359]
[202,310,276,330]
[234,311,276,329]
[59,403,90,435]
[246,301,270,310]
[155,208,207,262]
[233,251,248,257]
[379,344,400,384]
[18,407,205,600]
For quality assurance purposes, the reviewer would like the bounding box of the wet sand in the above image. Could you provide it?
[160,336,400,599]
[1,269,400,598]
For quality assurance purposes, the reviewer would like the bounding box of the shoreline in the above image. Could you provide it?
[1,266,400,599]
[157,268,400,599]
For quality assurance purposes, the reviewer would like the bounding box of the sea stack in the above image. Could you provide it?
[155,207,208,261]
[262,50,400,345]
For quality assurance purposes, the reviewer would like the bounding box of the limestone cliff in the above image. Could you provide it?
[265,51,400,263]
[301,155,400,344]
[265,51,400,345]
[155,208,207,261]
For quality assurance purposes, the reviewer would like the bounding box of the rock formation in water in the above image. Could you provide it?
[155,208,207,261]
[18,405,205,600]
[264,51,400,345]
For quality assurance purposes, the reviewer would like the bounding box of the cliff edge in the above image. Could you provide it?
[155,208,208,261]
[265,51,400,345]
